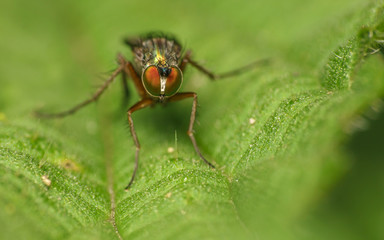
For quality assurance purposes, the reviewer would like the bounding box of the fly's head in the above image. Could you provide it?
[127,34,183,102]
[142,52,183,102]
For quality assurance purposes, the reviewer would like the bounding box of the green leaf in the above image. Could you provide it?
[1,0,384,239]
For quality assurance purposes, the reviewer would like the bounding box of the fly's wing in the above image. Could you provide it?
[124,37,142,50]
[123,36,144,74]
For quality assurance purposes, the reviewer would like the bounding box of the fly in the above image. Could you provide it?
[36,32,267,190]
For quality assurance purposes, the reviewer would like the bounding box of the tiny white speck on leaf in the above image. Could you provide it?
[167,147,174,153]
[41,175,51,187]
[165,192,172,198]
[249,118,256,125]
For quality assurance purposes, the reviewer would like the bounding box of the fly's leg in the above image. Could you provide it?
[125,98,155,191]
[35,54,127,118]
[182,53,269,80]
[179,50,192,72]
[120,53,149,106]
[122,60,147,99]
[120,69,130,106]
[168,92,215,168]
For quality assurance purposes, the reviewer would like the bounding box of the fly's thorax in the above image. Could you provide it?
[139,37,181,68]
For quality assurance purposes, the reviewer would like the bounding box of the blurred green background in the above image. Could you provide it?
[1,0,383,239]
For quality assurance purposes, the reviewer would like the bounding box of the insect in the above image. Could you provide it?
[36,32,266,190]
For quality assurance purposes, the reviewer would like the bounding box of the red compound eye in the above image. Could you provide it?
[164,67,183,96]
[142,66,161,96]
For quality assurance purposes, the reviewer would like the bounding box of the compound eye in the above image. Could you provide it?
[164,67,183,96]
[142,65,160,96]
